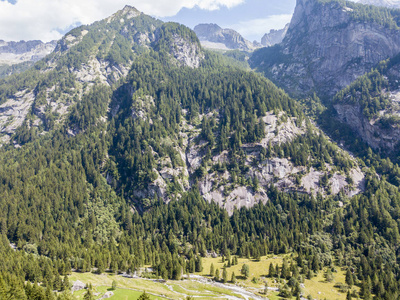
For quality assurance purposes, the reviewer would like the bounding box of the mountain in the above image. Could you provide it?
[194,23,260,51]
[250,0,400,97]
[0,4,400,300]
[0,6,365,234]
[356,0,400,8]
[0,40,56,66]
[0,5,202,144]
[0,40,56,78]
[332,54,400,150]
[260,24,289,47]
[0,6,364,213]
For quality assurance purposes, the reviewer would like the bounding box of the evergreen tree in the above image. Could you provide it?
[222,268,227,283]
[268,263,275,277]
[241,264,250,279]
[138,291,151,300]
[215,268,220,281]
[83,288,94,300]
[111,280,117,290]
[231,272,237,284]
[345,269,353,287]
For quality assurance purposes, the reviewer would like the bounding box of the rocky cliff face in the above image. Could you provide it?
[334,103,400,150]
[251,0,400,97]
[261,24,289,47]
[194,23,258,52]
[0,40,56,66]
[123,106,364,215]
[0,6,204,145]
[0,5,366,215]
[333,54,400,150]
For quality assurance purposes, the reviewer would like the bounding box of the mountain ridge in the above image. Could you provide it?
[356,0,400,8]
[260,24,289,47]
[0,5,364,213]
[250,0,400,97]
[194,23,259,51]
[332,54,400,150]
[0,5,399,300]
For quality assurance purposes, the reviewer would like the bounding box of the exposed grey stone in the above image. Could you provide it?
[252,0,400,97]
[167,34,204,68]
[102,291,114,298]
[194,23,259,52]
[261,24,289,47]
[71,280,85,292]
[0,40,56,66]
[335,103,400,150]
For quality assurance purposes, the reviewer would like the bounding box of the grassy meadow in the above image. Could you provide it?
[70,255,359,300]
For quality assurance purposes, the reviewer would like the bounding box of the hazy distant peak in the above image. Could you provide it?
[194,23,258,52]
[261,24,289,47]
[194,24,222,37]
[110,5,141,21]
[353,0,400,8]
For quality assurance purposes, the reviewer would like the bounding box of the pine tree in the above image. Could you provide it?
[215,268,220,281]
[195,257,203,272]
[222,268,227,283]
[0,275,7,299]
[138,291,151,300]
[111,280,117,290]
[281,259,290,279]
[210,263,214,277]
[345,269,353,287]
[83,288,94,300]
[241,264,250,279]
[325,268,334,282]
[62,275,70,291]
[268,263,275,277]
[231,272,236,284]
[346,291,352,300]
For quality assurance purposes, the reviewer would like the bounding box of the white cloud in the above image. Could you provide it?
[135,0,244,16]
[0,0,244,42]
[230,14,292,42]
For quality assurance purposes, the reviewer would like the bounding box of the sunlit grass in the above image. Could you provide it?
[70,256,359,300]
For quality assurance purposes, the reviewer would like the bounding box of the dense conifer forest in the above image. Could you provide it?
[0,3,399,300]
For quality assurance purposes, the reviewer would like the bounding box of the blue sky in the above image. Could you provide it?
[0,0,295,42]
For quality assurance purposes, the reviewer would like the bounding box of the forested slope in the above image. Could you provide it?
[0,5,398,300]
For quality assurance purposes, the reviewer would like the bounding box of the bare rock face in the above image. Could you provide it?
[0,40,56,66]
[334,103,400,150]
[194,23,258,52]
[0,90,35,143]
[251,0,400,97]
[261,24,289,47]
[136,109,364,215]
[168,34,204,68]
[202,185,269,216]
[331,49,400,151]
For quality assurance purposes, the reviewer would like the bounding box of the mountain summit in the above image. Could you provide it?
[0,4,363,213]
[260,24,289,47]
[251,0,400,97]
[194,23,259,51]
[1,4,400,300]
